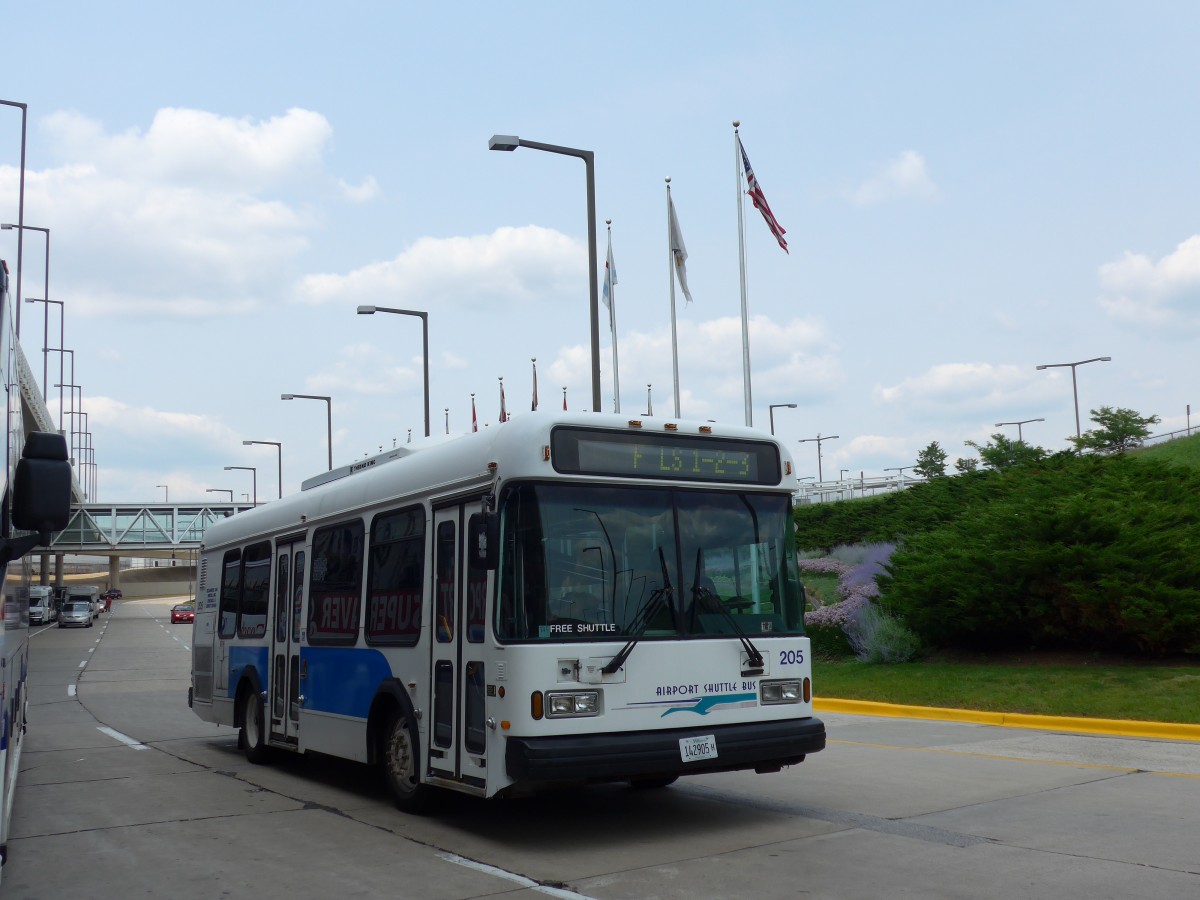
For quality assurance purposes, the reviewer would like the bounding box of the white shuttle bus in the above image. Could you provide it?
[189,412,825,810]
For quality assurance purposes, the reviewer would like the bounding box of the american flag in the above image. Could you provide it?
[531,359,538,411]
[499,378,507,422]
[739,136,788,253]
[471,394,477,432]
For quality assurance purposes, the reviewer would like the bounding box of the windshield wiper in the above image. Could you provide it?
[602,547,673,675]
[691,548,765,676]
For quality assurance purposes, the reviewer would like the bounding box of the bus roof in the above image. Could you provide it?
[201,412,795,551]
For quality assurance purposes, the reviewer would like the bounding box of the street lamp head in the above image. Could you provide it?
[488,134,520,151]
[356,305,377,315]
[784,403,797,409]
[1099,356,1112,362]
[281,394,294,400]
[0,223,12,230]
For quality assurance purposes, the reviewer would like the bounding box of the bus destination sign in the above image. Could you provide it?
[551,427,780,485]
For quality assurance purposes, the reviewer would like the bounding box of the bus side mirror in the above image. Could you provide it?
[13,432,73,542]
[468,512,498,570]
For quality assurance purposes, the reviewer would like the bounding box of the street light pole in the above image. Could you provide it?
[205,488,234,502]
[243,440,282,498]
[4,224,49,394]
[356,305,430,437]
[156,484,168,502]
[768,402,797,435]
[1036,357,1111,438]
[281,394,332,470]
[489,134,601,412]
[224,466,257,506]
[994,417,1045,442]
[797,433,839,483]
[33,298,66,428]
[1,99,27,336]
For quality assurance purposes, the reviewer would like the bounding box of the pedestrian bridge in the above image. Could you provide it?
[50,502,255,555]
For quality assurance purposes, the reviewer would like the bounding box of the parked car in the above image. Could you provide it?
[67,586,103,618]
[58,600,94,628]
[169,603,195,624]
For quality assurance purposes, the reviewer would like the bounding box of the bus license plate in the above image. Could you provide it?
[679,734,718,762]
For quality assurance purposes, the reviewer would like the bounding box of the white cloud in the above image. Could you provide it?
[1097,235,1200,329]
[875,362,1039,415]
[296,225,584,309]
[0,107,372,318]
[44,107,333,190]
[338,176,380,203]
[850,150,940,206]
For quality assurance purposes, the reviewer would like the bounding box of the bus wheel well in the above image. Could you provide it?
[366,684,411,767]
[233,671,263,732]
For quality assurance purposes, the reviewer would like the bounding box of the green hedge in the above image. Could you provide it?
[796,451,1200,656]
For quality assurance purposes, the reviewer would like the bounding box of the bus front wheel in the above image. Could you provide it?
[240,689,269,764]
[382,709,432,814]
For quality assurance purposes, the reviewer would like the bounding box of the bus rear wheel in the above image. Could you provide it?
[240,689,269,764]
[382,709,432,814]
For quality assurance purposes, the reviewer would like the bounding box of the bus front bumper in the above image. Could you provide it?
[505,716,826,784]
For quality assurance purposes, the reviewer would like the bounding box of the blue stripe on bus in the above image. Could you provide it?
[226,645,394,718]
[228,646,269,699]
[300,647,394,718]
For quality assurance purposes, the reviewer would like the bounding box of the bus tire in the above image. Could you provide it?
[240,688,269,764]
[630,775,679,790]
[381,707,432,814]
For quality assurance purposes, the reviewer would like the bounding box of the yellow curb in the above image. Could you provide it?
[814,698,1200,742]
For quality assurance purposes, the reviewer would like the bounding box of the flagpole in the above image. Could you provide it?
[666,178,681,418]
[605,219,621,413]
[734,120,753,427]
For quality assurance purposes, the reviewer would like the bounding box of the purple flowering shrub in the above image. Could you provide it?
[802,543,894,630]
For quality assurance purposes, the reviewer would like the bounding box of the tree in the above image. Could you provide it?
[1068,406,1160,454]
[913,441,948,478]
[963,433,1047,470]
[954,457,980,473]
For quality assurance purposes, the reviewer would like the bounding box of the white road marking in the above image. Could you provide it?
[68,684,77,697]
[438,853,597,900]
[97,726,149,750]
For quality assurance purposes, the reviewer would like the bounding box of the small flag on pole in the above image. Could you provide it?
[738,136,788,253]
[471,394,477,432]
[562,386,568,411]
[499,377,507,422]
[646,384,653,417]
[531,359,538,411]
[667,195,694,304]
[602,239,617,310]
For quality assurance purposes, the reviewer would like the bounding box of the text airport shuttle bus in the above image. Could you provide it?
[189,412,826,810]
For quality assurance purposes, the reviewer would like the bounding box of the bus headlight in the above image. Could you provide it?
[545,690,601,718]
[760,679,802,705]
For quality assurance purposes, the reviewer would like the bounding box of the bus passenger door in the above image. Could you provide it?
[429,501,488,788]
[270,538,305,747]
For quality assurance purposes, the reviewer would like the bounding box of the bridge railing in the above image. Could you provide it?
[51,503,254,551]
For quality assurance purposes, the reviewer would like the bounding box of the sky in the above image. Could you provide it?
[2,2,1198,502]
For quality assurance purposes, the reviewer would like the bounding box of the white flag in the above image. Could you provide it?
[668,195,694,304]
[602,235,617,311]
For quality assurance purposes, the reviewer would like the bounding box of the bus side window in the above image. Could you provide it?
[219,549,241,639]
[435,520,455,642]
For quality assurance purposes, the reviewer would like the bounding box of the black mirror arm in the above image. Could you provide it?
[0,532,49,566]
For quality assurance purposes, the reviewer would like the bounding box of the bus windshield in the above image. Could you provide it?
[495,482,805,642]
